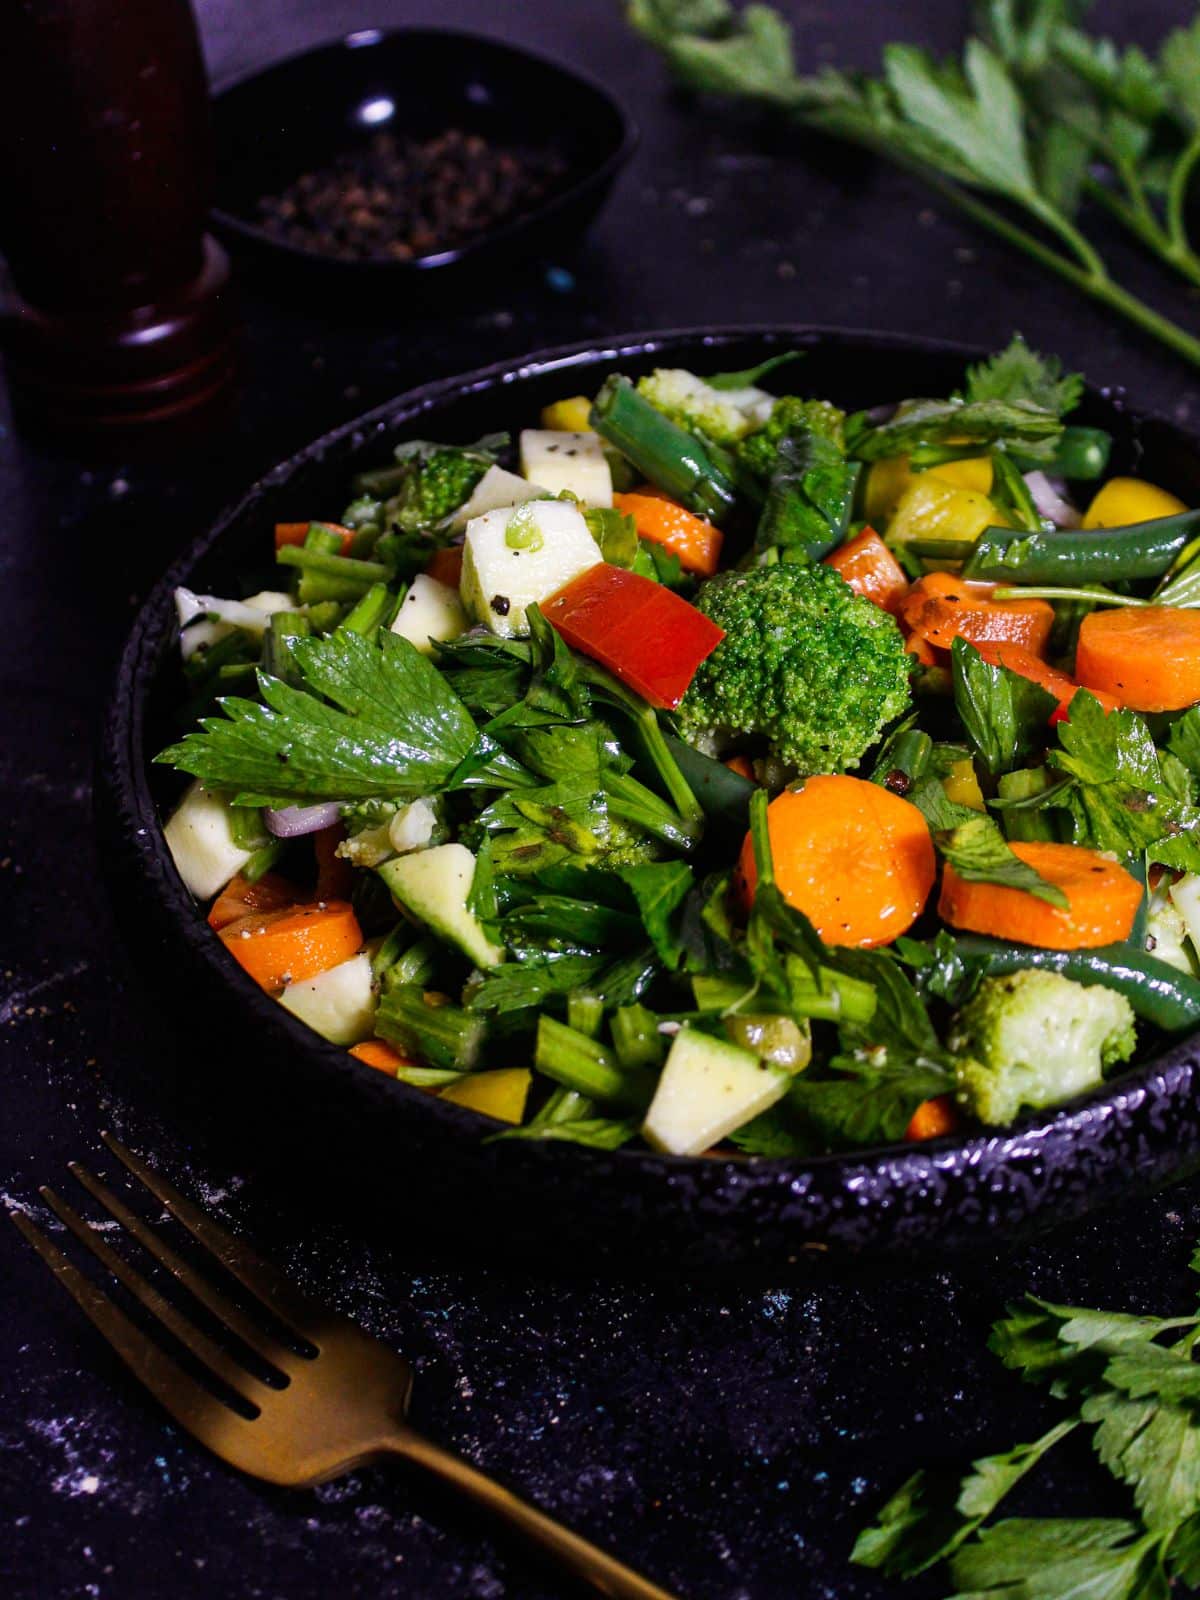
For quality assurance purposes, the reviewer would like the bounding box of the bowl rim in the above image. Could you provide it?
[208,25,639,273]
[103,322,1200,1209]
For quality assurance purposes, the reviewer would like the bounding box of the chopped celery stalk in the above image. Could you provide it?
[611,1004,666,1071]
[242,839,287,884]
[339,582,397,636]
[376,985,486,1072]
[383,937,438,990]
[530,1086,595,1127]
[567,991,605,1039]
[263,611,310,683]
[785,959,878,1025]
[535,1016,652,1108]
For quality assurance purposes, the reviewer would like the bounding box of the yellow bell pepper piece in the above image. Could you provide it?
[540,396,593,433]
[864,454,993,527]
[942,758,986,811]
[885,475,1008,549]
[1082,476,1188,529]
[440,1067,531,1124]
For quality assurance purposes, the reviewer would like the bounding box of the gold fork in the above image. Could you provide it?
[11,1132,677,1600]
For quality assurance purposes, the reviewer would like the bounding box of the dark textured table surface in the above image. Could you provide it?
[6,3,1200,1597]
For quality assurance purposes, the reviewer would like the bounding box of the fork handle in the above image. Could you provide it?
[383,1427,679,1600]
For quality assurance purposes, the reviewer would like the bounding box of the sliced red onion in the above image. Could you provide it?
[1023,470,1080,529]
[265,801,343,838]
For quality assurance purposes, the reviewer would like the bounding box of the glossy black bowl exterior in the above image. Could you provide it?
[97,327,1200,1274]
[209,28,635,286]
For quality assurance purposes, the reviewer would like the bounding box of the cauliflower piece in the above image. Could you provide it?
[674,562,911,776]
[636,368,775,445]
[949,969,1136,1127]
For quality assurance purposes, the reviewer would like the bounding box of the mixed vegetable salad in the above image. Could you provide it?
[158,337,1200,1159]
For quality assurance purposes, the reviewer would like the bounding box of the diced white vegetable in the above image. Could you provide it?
[279,953,376,1045]
[460,500,603,638]
[642,1027,790,1156]
[163,780,254,899]
[519,430,613,507]
[389,797,438,853]
[175,587,295,659]
[379,843,505,970]
[390,575,467,655]
[450,465,549,531]
[1170,873,1200,960]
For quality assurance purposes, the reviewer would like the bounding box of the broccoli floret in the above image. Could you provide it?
[636,368,775,445]
[675,563,911,775]
[386,449,488,534]
[736,395,847,482]
[1145,878,1197,976]
[949,970,1137,1127]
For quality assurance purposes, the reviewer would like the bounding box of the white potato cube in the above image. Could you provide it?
[280,953,376,1045]
[163,780,254,900]
[642,1028,790,1156]
[390,574,467,655]
[519,430,613,507]
[460,500,602,638]
[450,465,549,531]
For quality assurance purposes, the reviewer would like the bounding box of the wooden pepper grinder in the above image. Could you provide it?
[0,0,237,438]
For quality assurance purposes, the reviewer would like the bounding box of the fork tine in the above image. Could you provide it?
[41,1183,269,1409]
[70,1158,295,1370]
[101,1132,326,1349]
[10,1210,260,1452]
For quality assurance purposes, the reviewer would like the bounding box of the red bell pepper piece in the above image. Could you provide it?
[542,563,725,709]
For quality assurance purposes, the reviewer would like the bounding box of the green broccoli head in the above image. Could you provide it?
[386,449,489,534]
[674,562,911,775]
[736,395,847,481]
[636,368,774,445]
[950,969,1137,1128]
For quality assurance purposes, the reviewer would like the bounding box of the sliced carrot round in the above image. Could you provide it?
[938,841,1142,949]
[905,1095,959,1142]
[1075,605,1200,712]
[900,571,1054,654]
[207,871,300,931]
[218,900,362,991]
[350,1039,413,1075]
[971,640,1120,721]
[737,775,935,947]
[612,488,723,576]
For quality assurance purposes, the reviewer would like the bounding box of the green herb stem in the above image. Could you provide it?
[991,584,1147,606]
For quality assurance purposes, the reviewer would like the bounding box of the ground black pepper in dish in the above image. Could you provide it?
[255,129,568,262]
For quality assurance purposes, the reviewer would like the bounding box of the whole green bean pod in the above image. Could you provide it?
[963,508,1200,585]
[951,934,1200,1032]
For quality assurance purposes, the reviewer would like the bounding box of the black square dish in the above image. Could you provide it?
[209,27,636,285]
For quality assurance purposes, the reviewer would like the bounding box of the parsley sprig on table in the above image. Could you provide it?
[627,0,1200,370]
[853,1252,1200,1598]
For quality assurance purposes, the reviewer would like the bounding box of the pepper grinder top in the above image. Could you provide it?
[0,0,237,440]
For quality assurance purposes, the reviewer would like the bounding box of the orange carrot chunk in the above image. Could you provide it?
[971,640,1120,721]
[207,871,300,931]
[736,775,936,947]
[939,841,1142,949]
[905,1095,960,1142]
[824,528,909,614]
[900,571,1054,655]
[274,521,355,554]
[1075,606,1200,712]
[724,755,756,781]
[904,630,939,667]
[218,900,362,991]
[425,545,464,588]
[349,1039,414,1075]
[612,488,724,577]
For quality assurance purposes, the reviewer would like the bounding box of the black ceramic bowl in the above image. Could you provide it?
[97,327,1200,1275]
[209,28,635,285]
